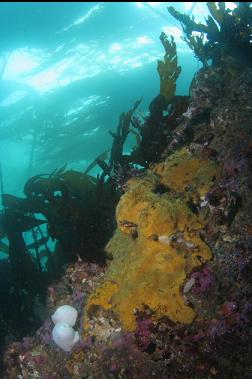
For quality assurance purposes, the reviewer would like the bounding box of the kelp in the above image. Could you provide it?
[0,206,46,293]
[167,6,208,35]
[1,193,46,214]
[108,98,142,169]
[182,33,208,67]
[0,24,187,305]
[48,163,67,178]
[0,161,4,196]
[84,149,110,175]
[0,240,9,255]
[1,165,119,283]
[27,235,49,250]
[0,28,183,177]
[157,33,181,103]
[2,209,46,233]
[24,170,97,199]
[131,95,189,165]
[168,2,252,66]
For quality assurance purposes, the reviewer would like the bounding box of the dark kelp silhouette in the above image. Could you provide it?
[0,31,188,290]
[168,2,252,67]
[0,30,188,349]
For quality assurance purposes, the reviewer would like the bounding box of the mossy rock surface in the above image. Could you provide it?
[85,149,219,331]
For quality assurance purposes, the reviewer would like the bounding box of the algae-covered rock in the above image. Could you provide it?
[85,149,219,331]
[154,148,219,199]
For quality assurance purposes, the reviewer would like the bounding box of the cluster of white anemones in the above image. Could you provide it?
[51,305,80,352]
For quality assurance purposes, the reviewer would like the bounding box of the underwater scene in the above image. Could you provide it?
[0,2,252,378]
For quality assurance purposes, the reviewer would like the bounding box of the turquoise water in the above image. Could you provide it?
[0,3,250,378]
[0,3,247,376]
[0,2,210,197]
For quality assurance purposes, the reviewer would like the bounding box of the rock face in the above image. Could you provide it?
[3,57,252,379]
[81,60,252,377]
[85,149,217,331]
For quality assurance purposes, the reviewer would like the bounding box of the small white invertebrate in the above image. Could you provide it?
[52,322,80,352]
[51,304,78,327]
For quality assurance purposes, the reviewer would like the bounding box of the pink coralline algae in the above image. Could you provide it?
[135,318,154,351]
[21,337,33,350]
[221,301,238,316]
[190,267,215,295]
[30,353,48,366]
[222,158,246,179]
[36,318,54,346]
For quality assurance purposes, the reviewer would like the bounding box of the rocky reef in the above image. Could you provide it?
[85,149,217,331]
[2,3,252,379]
